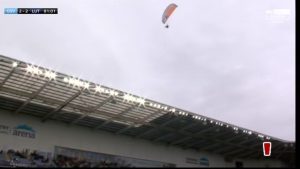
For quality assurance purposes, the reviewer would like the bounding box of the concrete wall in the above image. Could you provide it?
[0,110,284,167]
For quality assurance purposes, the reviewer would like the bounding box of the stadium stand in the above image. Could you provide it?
[0,55,295,167]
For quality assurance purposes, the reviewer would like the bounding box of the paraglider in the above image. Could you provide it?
[162,3,178,28]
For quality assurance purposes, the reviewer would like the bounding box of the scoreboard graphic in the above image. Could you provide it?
[4,8,58,14]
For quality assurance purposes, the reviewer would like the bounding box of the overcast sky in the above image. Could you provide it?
[0,0,295,141]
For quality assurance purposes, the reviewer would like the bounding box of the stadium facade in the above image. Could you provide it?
[0,55,295,167]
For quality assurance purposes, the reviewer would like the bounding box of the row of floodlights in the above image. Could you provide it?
[178,111,188,116]
[15,62,185,111]
[242,129,252,135]
[257,134,271,140]
[66,79,146,106]
[24,64,57,80]
[17,62,145,105]
[64,77,90,89]
[12,62,274,140]
[18,62,191,115]
[258,134,271,140]
[215,121,224,126]
[149,102,176,112]
[284,143,294,147]
[192,115,207,121]
[95,86,119,96]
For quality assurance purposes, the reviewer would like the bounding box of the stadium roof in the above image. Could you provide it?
[0,54,295,164]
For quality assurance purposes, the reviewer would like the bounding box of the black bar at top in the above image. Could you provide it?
[17,8,58,14]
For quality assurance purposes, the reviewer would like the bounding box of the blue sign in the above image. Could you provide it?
[199,157,209,166]
[15,124,35,132]
[0,124,36,139]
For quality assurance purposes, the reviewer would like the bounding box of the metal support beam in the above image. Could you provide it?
[209,132,243,154]
[152,133,173,142]
[183,140,208,150]
[207,129,233,142]
[214,135,258,155]
[224,133,246,143]
[169,136,192,145]
[221,136,258,155]
[239,150,259,159]
[134,126,160,138]
[135,116,179,138]
[169,125,223,148]
[215,146,236,154]
[271,143,283,153]
[223,148,246,157]
[114,110,163,135]
[179,123,199,131]
[172,126,225,149]
[0,85,146,126]
[245,140,266,151]
[94,103,139,130]
[41,90,82,122]
[0,66,17,89]
[200,142,225,151]
[181,126,221,149]
[69,96,113,124]
[14,80,51,114]
[140,109,164,123]
[194,125,219,135]
[240,137,258,146]
[184,130,233,151]
[176,124,225,150]
[147,123,255,153]
[0,86,65,107]
[114,125,132,135]
[274,146,287,159]
[184,126,234,149]
[152,122,198,142]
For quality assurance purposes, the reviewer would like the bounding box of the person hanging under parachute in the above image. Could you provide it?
[162,3,178,28]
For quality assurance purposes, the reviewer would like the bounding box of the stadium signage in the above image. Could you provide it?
[0,124,36,139]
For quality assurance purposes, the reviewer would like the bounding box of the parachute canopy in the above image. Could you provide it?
[162,3,178,24]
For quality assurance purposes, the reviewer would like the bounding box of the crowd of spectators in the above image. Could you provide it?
[1,148,174,168]
[0,149,52,167]
[1,149,131,168]
[53,154,132,168]
[53,155,91,168]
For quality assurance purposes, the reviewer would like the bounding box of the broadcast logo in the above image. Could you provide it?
[263,142,272,156]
